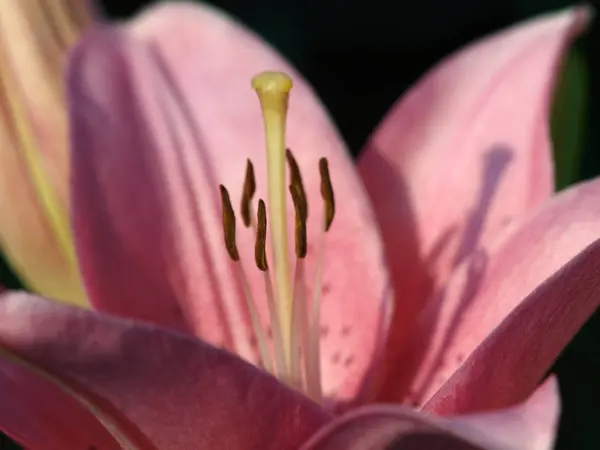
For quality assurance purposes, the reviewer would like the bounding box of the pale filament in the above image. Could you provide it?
[289,259,303,386]
[292,258,311,393]
[307,223,326,401]
[263,267,286,378]
[232,263,273,373]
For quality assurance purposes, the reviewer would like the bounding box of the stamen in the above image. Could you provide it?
[219,185,239,261]
[306,157,337,401]
[254,199,286,379]
[252,71,295,375]
[319,158,335,231]
[286,149,307,207]
[287,149,308,221]
[240,159,256,228]
[255,199,268,271]
[289,184,308,259]
[243,191,285,379]
[219,185,273,373]
[287,158,310,388]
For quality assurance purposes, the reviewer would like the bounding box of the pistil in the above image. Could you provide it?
[251,72,295,377]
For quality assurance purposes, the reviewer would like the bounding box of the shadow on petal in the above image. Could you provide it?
[360,6,589,404]
[372,145,511,403]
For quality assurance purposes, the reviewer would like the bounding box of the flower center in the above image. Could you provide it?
[218,71,335,402]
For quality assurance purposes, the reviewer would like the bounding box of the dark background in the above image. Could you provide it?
[1,0,599,448]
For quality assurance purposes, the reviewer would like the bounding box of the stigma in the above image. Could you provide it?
[218,71,335,402]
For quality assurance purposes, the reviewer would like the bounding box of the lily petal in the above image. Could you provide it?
[70,2,391,401]
[358,6,589,375]
[390,178,600,408]
[0,291,330,449]
[0,0,91,305]
[439,376,560,450]
[0,351,127,450]
[424,236,600,414]
[300,377,559,450]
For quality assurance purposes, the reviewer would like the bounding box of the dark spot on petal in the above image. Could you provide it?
[343,356,354,367]
[320,326,329,338]
[249,335,257,348]
[267,326,273,339]
[331,351,341,364]
[322,283,331,295]
[341,325,351,337]
[499,216,514,229]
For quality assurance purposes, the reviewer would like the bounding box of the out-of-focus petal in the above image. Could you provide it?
[379,178,600,405]
[0,291,330,449]
[0,350,141,450]
[357,6,589,381]
[0,0,92,305]
[300,377,559,450]
[70,2,391,402]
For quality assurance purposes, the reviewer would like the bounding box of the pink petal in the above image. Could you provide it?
[0,352,128,449]
[0,291,330,449]
[424,235,600,414]
[300,377,559,449]
[379,178,600,405]
[358,7,589,381]
[70,3,391,402]
[441,376,560,450]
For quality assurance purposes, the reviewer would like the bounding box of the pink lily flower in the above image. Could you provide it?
[0,2,598,448]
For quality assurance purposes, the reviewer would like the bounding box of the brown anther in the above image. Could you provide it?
[286,149,308,221]
[255,199,269,271]
[319,158,335,231]
[240,159,256,227]
[285,149,302,187]
[289,184,308,258]
[219,185,239,261]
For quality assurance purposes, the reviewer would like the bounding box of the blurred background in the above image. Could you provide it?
[1,0,599,448]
